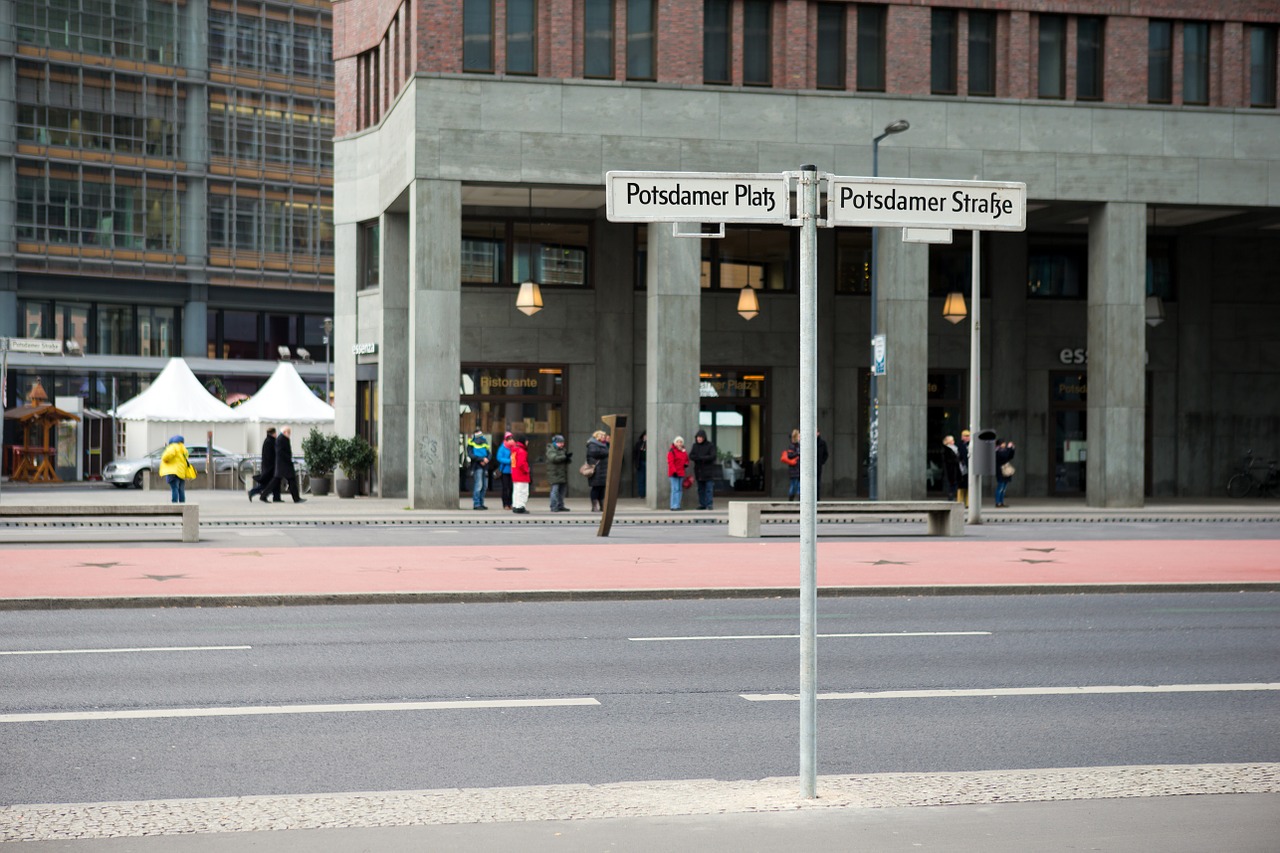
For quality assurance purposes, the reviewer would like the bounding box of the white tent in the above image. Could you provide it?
[233,361,335,454]
[111,358,247,460]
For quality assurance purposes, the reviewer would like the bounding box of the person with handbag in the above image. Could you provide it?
[510,434,531,514]
[585,430,610,512]
[159,435,196,504]
[667,436,689,511]
[995,439,1016,507]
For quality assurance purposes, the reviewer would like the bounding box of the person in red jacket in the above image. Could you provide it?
[667,436,689,511]
[510,434,532,514]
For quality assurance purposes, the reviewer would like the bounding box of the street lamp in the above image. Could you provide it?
[322,316,333,404]
[867,119,910,501]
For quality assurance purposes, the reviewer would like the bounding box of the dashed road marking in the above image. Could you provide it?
[630,631,991,642]
[741,683,1280,701]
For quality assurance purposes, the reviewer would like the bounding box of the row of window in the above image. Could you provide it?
[16,0,182,64]
[209,7,334,82]
[208,188,334,255]
[16,164,182,251]
[358,217,1176,301]
[207,310,332,360]
[455,1,1279,108]
[209,94,335,171]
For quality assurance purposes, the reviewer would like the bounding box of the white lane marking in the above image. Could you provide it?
[0,645,252,656]
[0,697,600,723]
[630,631,991,642]
[741,683,1280,701]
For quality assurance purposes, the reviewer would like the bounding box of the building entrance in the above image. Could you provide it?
[699,369,768,495]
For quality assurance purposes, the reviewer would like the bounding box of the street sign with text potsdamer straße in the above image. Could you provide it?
[605,171,791,224]
[828,176,1026,231]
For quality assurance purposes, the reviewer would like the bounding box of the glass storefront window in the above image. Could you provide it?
[699,368,768,494]
[97,305,135,355]
[459,366,566,494]
[137,307,176,357]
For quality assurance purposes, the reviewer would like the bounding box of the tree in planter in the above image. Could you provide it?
[335,435,377,497]
[302,429,339,496]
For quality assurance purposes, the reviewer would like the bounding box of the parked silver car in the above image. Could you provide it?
[103,444,248,489]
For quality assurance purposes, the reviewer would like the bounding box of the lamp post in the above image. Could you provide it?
[323,317,333,404]
[867,119,910,500]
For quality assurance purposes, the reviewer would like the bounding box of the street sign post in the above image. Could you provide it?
[828,176,1026,231]
[605,171,791,224]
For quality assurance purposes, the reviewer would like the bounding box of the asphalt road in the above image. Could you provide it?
[3,592,1278,806]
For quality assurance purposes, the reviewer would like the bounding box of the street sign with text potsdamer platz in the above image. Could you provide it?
[605,171,791,224]
[828,176,1026,231]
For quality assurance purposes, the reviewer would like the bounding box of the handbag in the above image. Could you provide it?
[580,462,596,478]
[1000,462,1015,478]
[682,475,693,489]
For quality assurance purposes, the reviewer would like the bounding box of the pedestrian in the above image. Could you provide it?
[781,428,801,500]
[261,426,305,503]
[496,432,514,510]
[586,429,610,512]
[957,429,971,507]
[815,429,830,497]
[667,436,689,510]
[466,428,491,510]
[995,439,1016,507]
[546,434,571,512]
[688,429,718,510]
[247,427,277,502]
[510,434,531,514]
[941,434,962,502]
[633,431,647,499]
[159,434,195,503]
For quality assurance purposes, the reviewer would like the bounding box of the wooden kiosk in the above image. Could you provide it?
[4,382,80,483]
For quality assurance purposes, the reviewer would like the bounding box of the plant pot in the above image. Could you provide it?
[336,478,358,499]
[310,476,331,497]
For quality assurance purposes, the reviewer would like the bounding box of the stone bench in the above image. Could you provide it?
[0,504,200,543]
[727,500,964,538]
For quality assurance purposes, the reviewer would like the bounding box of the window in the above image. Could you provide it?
[462,0,493,73]
[137,307,177,358]
[359,220,380,290]
[968,11,995,96]
[584,0,614,78]
[1077,17,1104,100]
[931,9,957,95]
[856,5,885,91]
[1148,20,1173,103]
[816,4,845,90]
[97,305,136,356]
[1037,15,1065,98]
[626,0,655,80]
[506,0,537,74]
[1027,239,1087,298]
[699,226,792,291]
[1183,22,1209,105]
[463,217,590,287]
[834,230,871,294]
[704,0,730,83]
[743,0,772,86]
[1251,27,1278,108]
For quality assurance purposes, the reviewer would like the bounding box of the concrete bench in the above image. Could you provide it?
[727,500,964,538]
[0,504,200,543]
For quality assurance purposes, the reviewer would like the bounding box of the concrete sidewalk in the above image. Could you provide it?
[1,483,1278,608]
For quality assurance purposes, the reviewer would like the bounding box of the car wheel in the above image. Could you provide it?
[133,471,145,489]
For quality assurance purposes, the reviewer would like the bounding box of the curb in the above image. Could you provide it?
[5,581,1279,611]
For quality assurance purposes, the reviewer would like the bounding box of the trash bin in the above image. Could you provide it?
[971,429,998,477]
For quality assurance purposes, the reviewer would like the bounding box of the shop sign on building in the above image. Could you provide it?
[828,176,1026,231]
[605,171,791,224]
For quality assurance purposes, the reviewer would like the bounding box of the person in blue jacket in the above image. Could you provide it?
[496,432,515,510]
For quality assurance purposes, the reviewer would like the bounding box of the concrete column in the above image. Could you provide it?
[379,212,410,498]
[333,222,359,437]
[645,225,701,509]
[876,227,928,499]
[182,287,207,358]
[0,286,18,338]
[1176,236,1213,496]
[406,179,462,509]
[990,232,1027,498]
[593,215,636,494]
[1086,202,1146,507]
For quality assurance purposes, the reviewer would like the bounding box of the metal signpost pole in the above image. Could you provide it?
[798,165,819,799]
[968,232,982,524]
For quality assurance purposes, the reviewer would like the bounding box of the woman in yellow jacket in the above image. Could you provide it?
[159,435,196,503]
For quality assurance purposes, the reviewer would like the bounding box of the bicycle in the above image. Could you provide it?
[1226,450,1280,498]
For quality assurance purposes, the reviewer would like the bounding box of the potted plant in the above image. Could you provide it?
[335,434,376,498]
[302,428,338,497]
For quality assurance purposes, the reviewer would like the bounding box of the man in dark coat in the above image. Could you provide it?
[260,427,305,503]
[688,429,719,510]
[941,435,962,501]
[248,427,278,502]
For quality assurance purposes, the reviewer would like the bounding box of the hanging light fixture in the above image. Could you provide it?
[737,226,760,320]
[942,290,967,324]
[516,187,543,316]
[1145,294,1165,327]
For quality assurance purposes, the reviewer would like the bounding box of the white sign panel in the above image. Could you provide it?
[606,171,790,224]
[7,338,64,355]
[828,177,1026,231]
[871,334,887,376]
